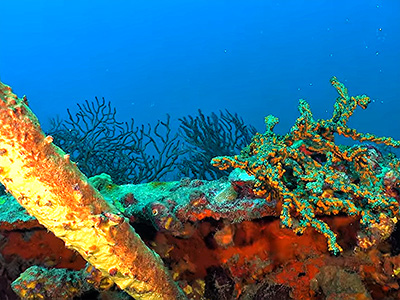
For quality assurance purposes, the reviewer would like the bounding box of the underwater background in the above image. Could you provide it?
[0,0,399,139]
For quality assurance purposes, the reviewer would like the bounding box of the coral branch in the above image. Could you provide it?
[48,98,185,184]
[0,81,186,299]
[212,77,400,254]
[178,109,257,179]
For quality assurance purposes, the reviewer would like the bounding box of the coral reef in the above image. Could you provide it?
[3,166,400,299]
[1,78,400,299]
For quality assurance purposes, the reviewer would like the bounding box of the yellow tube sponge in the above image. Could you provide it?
[0,81,186,300]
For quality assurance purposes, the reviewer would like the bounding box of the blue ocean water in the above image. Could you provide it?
[0,0,399,139]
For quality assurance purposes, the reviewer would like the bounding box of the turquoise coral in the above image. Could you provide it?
[212,77,400,254]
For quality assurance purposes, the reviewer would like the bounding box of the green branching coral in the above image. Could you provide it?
[212,77,400,254]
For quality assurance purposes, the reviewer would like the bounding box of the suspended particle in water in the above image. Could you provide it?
[376,27,386,42]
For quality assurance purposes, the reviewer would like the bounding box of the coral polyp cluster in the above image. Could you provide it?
[212,77,400,254]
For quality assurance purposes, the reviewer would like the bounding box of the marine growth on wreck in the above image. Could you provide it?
[1,78,400,300]
[212,76,400,255]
